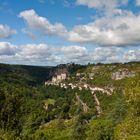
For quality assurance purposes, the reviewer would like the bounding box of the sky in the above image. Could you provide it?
[0,0,140,66]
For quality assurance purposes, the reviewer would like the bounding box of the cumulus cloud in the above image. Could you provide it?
[59,45,89,63]
[76,0,128,9]
[0,42,57,65]
[18,44,53,61]
[0,24,16,38]
[19,9,67,37]
[76,0,128,15]
[73,1,140,47]
[22,28,36,39]
[19,9,140,47]
[68,11,140,47]
[91,47,122,63]
[0,42,18,55]
[0,42,139,65]
[123,49,140,62]
[17,44,89,64]
[136,0,140,5]
[61,45,87,58]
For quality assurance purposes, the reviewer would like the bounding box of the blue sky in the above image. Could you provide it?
[0,0,93,44]
[0,0,140,65]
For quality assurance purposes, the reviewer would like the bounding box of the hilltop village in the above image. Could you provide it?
[45,65,136,87]
[44,64,136,117]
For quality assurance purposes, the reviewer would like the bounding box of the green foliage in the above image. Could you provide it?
[114,75,140,140]
[0,62,139,139]
[115,117,140,140]
[87,119,114,140]
[71,114,88,140]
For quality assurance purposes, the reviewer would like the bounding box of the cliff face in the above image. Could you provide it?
[45,74,67,85]
[112,69,135,80]
[48,64,70,78]
[46,65,69,85]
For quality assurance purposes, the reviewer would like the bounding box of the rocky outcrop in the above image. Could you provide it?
[112,69,135,80]
[75,93,90,113]
[45,73,67,85]
[76,72,94,80]
[92,93,102,117]
[46,64,70,85]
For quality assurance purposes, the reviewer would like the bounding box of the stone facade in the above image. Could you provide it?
[45,73,67,85]
[61,73,67,80]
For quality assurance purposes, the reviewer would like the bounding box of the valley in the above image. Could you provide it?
[0,62,140,140]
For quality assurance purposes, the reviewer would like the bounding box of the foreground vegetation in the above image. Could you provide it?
[0,62,140,140]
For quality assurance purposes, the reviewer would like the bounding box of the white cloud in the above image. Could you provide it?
[0,42,139,65]
[73,1,140,47]
[61,45,87,57]
[18,44,52,60]
[0,24,16,38]
[19,9,67,37]
[91,47,122,63]
[60,45,89,63]
[0,42,18,55]
[136,0,140,5]
[0,42,58,65]
[22,28,36,39]
[17,44,89,64]
[76,0,128,15]
[19,9,140,47]
[68,11,140,47]
[123,49,140,62]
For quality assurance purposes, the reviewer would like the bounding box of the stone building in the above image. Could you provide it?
[45,73,67,85]
[61,73,67,80]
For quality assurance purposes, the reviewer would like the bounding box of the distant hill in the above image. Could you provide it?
[0,63,53,85]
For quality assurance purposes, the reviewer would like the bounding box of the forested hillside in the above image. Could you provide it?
[0,62,140,140]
